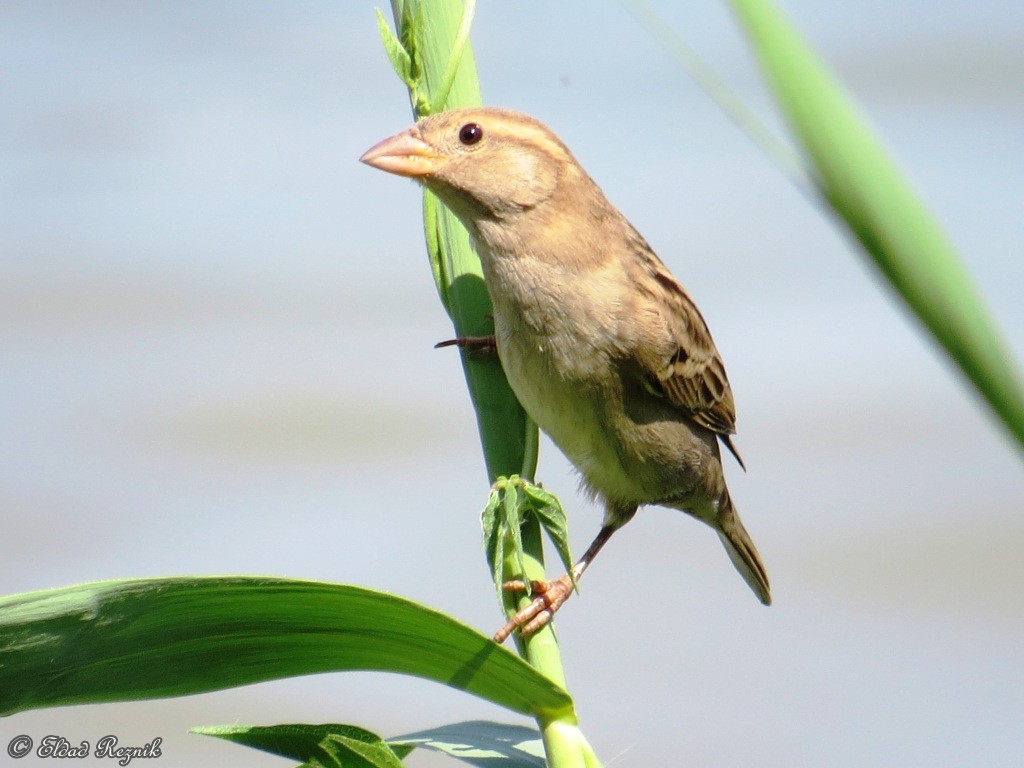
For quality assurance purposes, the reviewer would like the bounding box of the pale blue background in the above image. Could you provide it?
[2,1,1022,766]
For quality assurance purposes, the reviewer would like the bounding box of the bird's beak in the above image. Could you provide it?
[359,129,439,177]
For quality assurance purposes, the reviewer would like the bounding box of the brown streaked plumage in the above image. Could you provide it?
[361,107,770,640]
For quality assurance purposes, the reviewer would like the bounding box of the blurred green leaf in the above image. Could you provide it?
[728,0,1024,450]
[0,577,573,717]
[391,720,545,767]
[620,0,809,190]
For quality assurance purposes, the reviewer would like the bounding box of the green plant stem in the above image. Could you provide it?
[430,0,477,114]
[504,524,596,768]
[520,414,540,479]
[382,2,597,765]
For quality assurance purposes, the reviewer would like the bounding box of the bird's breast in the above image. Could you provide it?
[478,246,651,500]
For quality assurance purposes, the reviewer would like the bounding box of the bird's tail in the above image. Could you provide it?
[716,493,771,605]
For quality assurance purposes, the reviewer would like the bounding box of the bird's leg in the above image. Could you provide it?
[434,335,497,355]
[492,522,619,643]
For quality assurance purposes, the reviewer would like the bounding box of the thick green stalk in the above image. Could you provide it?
[387,0,529,478]
[502,524,600,768]
[381,3,596,765]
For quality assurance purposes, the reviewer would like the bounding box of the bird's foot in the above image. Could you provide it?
[492,574,575,643]
[434,334,497,355]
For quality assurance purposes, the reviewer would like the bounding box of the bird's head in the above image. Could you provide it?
[360,108,576,226]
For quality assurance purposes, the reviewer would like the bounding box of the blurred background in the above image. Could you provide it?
[2,1,1022,765]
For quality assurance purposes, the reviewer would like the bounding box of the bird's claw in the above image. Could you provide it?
[492,574,575,643]
[434,335,497,355]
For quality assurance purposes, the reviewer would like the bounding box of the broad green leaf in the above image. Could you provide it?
[0,577,572,717]
[728,0,1024,450]
[391,720,545,767]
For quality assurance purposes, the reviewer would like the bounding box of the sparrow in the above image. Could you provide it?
[361,108,770,640]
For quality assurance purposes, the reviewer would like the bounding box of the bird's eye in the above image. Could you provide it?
[458,122,483,146]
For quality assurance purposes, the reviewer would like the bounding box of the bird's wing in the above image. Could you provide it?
[629,240,740,449]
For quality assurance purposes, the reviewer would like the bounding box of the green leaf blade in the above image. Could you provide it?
[0,577,572,718]
[196,723,405,768]
[729,0,1024,450]
[198,720,546,768]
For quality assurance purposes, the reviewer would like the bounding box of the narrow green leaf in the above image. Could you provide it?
[198,721,545,768]
[728,0,1024,451]
[481,487,505,598]
[390,720,545,767]
[501,478,529,589]
[375,8,415,89]
[429,0,477,114]
[422,191,451,308]
[196,724,404,768]
[620,0,809,191]
[0,577,572,717]
[523,484,576,590]
[389,745,416,761]
[521,482,557,510]
[323,734,406,768]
